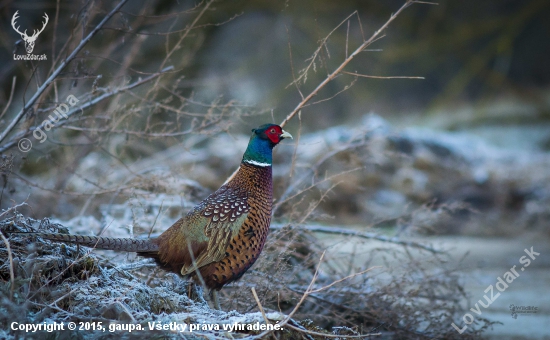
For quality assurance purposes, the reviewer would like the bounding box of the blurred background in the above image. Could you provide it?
[0,0,549,338]
[1,1,549,137]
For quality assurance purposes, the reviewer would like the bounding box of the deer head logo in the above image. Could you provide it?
[11,11,49,54]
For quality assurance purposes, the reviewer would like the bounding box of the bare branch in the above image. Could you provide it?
[0,77,17,122]
[343,71,425,79]
[251,287,270,328]
[270,224,443,254]
[285,323,381,338]
[223,1,417,185]
[0,0,130,143]
[0,232,15,300]
[279,0,416,128]
[309,266,380,294]
[0,66,173,153]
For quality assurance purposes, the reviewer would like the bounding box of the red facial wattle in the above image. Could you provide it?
[266,126,283,144]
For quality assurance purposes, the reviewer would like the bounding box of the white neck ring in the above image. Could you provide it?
[244,159,271,167]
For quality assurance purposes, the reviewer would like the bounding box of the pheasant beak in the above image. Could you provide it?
[280,130,293,140]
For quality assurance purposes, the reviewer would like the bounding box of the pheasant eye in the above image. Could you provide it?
[270,128,276,134]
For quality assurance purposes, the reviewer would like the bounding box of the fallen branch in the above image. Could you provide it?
[270,224,443,254]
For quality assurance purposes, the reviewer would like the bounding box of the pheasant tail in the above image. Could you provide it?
[27,233,159,252]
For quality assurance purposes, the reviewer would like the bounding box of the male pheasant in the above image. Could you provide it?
[21,124,292,308]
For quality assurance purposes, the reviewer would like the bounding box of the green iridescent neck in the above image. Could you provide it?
[241,134,273,167]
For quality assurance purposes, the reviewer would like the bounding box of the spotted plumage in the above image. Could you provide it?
[196,162,272,289]
[20,124,292,297]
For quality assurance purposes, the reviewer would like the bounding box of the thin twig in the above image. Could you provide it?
[275,128,371,215]
[0,0,130,143]
[346,19,350,59]
[412,0,439,5]
[270,224,442,254]
[281,251,325,324]
[223,2,415,185]
[279,0,415,128]
[0,201,29,219]
[286,323,381,338]
[7,173,131,196]
[187,240,207,290]
[24,239,100,301]
[108,259,158,272]
[286,11,358,90]
[251,287,270,327]
[304,77,358,107]
[299,182,341,224]
[0,66,173,153]
[343,71,425,79]
[246,252,326,340]
[146,0,213,97]
[149,200,164,238]
[116,301,137,323]
[254,252,380,340]
[0,77,17,122]
[309,266,380,294]
[0,232,15,301]
[286,25,304,101]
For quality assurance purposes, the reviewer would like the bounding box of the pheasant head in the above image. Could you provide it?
[242,124,292,167]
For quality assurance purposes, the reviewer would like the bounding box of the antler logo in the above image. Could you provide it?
[11,11,49,54]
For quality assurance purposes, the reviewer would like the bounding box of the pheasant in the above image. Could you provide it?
[19,124,292,309]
